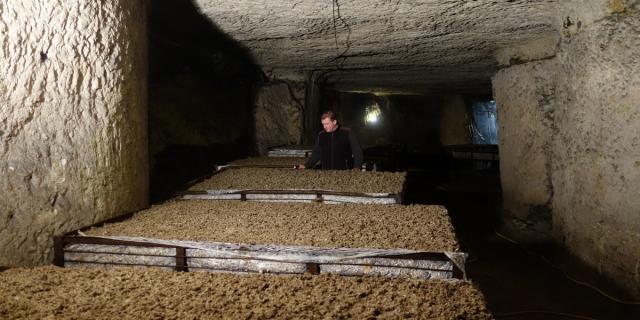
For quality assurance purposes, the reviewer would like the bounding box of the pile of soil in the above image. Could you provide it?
[230,157,304,166]
[87,200,459,252]
[0,266,492,319]
[190,168,406,194]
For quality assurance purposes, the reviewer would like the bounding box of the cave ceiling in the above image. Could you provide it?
[194,0,560,94]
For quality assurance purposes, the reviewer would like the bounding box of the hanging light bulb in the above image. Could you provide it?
[365,102,381,125]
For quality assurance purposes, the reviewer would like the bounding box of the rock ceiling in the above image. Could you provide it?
[194,0,560,94]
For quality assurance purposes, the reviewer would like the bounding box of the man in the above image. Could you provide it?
[298,111,363,170]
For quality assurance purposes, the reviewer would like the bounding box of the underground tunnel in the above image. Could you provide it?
[1,0,640,319]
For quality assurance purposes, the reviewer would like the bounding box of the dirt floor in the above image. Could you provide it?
[86,200,459,252]
[406,168,640,319]
[230,157,304,166]
[0,266,492,320]
[189,168,406,194]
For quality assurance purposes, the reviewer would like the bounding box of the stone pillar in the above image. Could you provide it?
[440,95,471,146]
[254,81,304,155]
[551,7,640,298]
[493,62,556,242]
[0,0,148,265]
[304,72,326,144]
[493,2,640,297]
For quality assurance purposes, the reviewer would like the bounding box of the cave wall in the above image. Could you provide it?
[330,93,471,151]
[147,0,264,201]
[493,62,555,240]
[254,81,304,155]
[493,1,640,296]
[440,95,472,146]
[552,5,640,297]
[0,0,148,265]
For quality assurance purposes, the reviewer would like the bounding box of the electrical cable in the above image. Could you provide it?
[330,0,352,69]
[494,231,640,306]
[332,0,339,54]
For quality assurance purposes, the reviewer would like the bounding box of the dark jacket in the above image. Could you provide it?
[305,126,363,170]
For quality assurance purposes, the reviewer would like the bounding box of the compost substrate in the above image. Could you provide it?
[86,200,459,252]
[0,266,492,320]
[190,168,406,194]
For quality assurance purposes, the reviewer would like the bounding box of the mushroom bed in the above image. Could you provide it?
[229,157,303,166]
[0,266,492,319]
[189,168,406,194]
[86,200,459,252]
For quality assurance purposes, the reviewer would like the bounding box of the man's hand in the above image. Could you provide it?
[297,164,306,169]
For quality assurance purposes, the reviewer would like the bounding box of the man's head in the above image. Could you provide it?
[321,111,338,132]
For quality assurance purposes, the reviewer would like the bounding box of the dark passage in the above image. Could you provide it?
[403,157,640,319]
[148,0,265,202]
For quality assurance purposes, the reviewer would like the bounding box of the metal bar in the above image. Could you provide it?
[188,257,452,273]
[187,267,305,276]
[63,236,180,248]
[64,237,454,265]
[63,255,452,274]
[184,189,400,199]
[62,237,461,277]
[65,250,178,258]
[64,255,452,273]
[372,252,452,261]
[63,259,454,276]
[66,249,452,270]
[224,165,297,169]
[64,260,175,269]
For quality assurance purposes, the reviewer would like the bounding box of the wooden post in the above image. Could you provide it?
[53,236,65,267]
[305,263,320,275]
[175,247,187,272]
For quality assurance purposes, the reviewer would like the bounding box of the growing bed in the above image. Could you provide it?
[56,201,466,279]
[184,168,406,204]
[0,266,492,320]
[267,145,312,157]
[226,156,303,168]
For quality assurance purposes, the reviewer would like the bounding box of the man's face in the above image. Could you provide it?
[321,118,338,132]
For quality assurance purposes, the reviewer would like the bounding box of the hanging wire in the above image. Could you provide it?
[332,0,339,54]
[495,231,640,306]
[331,0,352,70]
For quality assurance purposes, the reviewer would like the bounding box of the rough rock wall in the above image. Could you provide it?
[440,95,471,146]
[551,6,640,297]
[493,63,555,241]
[0,0,148,265]
[149,72,254,156]
[493,2,640,296]
[146,0,263,202]
[254,81,304,155]
[195,0,554,69]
